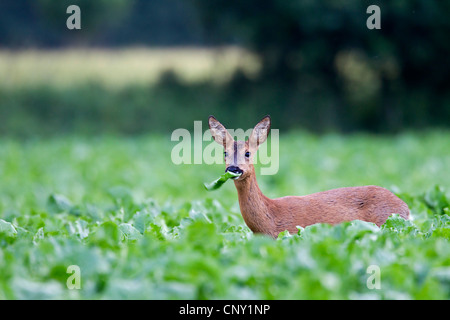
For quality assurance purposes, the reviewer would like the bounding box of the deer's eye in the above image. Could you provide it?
[245,151,251,158]
[224,152,228,157]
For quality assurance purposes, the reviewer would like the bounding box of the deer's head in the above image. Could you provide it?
[208,115,271,181]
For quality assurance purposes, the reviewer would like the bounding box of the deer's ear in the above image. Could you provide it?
[209,115,233,147]
[248,115,271,148]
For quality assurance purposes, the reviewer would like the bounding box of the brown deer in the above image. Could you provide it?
[208,115,410,238]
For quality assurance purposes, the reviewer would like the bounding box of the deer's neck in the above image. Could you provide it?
[234,166,274,234]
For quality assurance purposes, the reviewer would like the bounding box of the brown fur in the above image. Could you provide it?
[209,115,410,238]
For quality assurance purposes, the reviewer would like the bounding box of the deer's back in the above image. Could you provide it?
[271,185,410,234]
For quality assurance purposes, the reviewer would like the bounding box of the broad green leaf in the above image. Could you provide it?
[423,185,450,214]
[132,211,150,234]
[203,171,241,191]
[66,220,89,239]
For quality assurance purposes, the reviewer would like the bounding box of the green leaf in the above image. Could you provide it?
[0,219,17,237]
[431,227,450,240]
[382,214,418,235]
[33,227,44,244]
[203,171,241,191]
[132,211,150,234]
[423,185,450,214]
[47,194,73,214]
[90,221,121,249]
[66,220,89,239]
[276,230,292,240]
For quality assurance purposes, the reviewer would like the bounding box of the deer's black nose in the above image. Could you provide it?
[226,166,243,175]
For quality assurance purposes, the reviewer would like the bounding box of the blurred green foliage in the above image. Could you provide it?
[1,1,449,300]
[0,1,449,135]
[194,0,450,132]
[0,0,202,47]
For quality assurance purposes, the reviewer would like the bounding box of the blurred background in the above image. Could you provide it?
[1,0,449,137]
[2,1,450,301]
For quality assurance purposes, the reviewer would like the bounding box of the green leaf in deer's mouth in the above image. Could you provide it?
[203,171,242,191]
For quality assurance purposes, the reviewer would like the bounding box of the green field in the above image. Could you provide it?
[1,132,449,299]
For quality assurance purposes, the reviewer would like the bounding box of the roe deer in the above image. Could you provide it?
[208,115,410,238]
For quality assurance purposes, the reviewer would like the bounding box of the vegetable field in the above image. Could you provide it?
[0,132,449,299]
